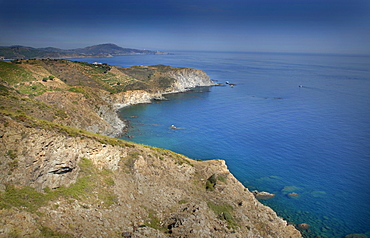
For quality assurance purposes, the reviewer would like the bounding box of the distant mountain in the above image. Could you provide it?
[0,43,170,59]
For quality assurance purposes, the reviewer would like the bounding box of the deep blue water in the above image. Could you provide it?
[71,52,370,237]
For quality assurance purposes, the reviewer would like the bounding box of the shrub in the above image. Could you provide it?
[206,174,217,191]
[217,175,226,183]
[207,201,239,229]
[7,150,17,159]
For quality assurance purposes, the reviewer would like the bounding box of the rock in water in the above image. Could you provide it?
[252,190,276,199]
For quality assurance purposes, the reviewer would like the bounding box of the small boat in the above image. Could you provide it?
[225,81,229,84]
[169,125,177,129]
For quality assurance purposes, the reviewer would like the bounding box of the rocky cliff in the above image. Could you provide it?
[166,68,217,93]
[0,59,302,237]
[0,60,217,137]
[0,112,301,237]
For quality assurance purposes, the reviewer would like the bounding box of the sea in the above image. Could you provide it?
[70,51,370,237]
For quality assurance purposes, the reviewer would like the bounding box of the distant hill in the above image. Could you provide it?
[0,43,170,60]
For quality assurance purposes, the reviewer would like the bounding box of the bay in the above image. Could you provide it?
[71,51,370,237]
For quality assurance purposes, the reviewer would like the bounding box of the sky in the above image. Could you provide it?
[1,0,370,54]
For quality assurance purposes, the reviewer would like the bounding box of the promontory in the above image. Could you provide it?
[0,59,302,237]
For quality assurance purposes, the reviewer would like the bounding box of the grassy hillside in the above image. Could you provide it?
[0,59,194,134]
[0,58,303,237]
[1,59,179,94]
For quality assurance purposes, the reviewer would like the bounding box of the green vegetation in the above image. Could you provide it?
[7,160,18,175]
[0,185,50,212]
[0,157,117,212]
[144,209,162,230]
[150,147,194,166]
[206,174,217,191]
[178,199,188,204]
[0,61,36,85]
[39,226,73,238]
[0,84,10,96]
[217,175,227,183]
[68,86,89,98]
[14,82,49,95]
[206,174,227,191]
[117,65,178,91]
[7,150,18,159]
[207,201,239,229]
[0,59,186,103]
[0,110,135,150]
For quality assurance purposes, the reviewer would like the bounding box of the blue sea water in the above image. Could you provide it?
[71,52,370,237]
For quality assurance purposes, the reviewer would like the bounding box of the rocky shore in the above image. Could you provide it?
[0,59,302,237]
[0,112,302,237]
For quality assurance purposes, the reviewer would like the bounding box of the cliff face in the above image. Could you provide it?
[0,59,302,237]
[0,60,217,137]
[0,113,301,238]
[166,68,217,93]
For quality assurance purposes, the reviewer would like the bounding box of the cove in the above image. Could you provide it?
[78,51,370,237]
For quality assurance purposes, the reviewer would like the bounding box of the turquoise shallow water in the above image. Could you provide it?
[71,52,370,237]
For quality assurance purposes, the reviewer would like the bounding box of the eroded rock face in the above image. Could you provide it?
[167,68,218,93]
[0,115,125,190]
[0,114,302,237]
[36,68,217,138]
[252,190,276,199]
[110,90,158,109]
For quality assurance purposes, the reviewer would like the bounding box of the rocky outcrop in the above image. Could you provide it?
[36,90,124,137]
[0,114,124,190]
[252,190,276,199]
[0,113,302,237]
[34,68,216,137]
[109,90,164,109]
[167,68,218,93]
[0,60,302,237]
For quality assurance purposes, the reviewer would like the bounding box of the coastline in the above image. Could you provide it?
[106,69,219,137]
[0,57,304,237]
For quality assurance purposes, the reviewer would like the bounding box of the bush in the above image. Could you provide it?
[206,174,217,191]
[207,201,239,229]
[7,150,17,159]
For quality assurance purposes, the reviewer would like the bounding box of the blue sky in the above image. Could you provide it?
[1,0,369,54]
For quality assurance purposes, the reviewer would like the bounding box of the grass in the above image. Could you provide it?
[0,110,135,149]
[207,201,239,229]
[39,226,73,238]
[144,209,162,230]
[14,82,49,95]
[0,84,10,96]
[0,185,50,212]
[217,175,227,183]
[150,147,194,166]
[0,157,117,212]
[7,150,17,159]
[0,61,36,85]
[206,174,217,191]
[68,86,89,98]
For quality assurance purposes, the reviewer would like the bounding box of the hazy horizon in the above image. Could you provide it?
[1,0,370,54]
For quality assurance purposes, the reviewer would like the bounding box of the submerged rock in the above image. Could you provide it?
[287,192,299,197]
[297,223,310,230]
